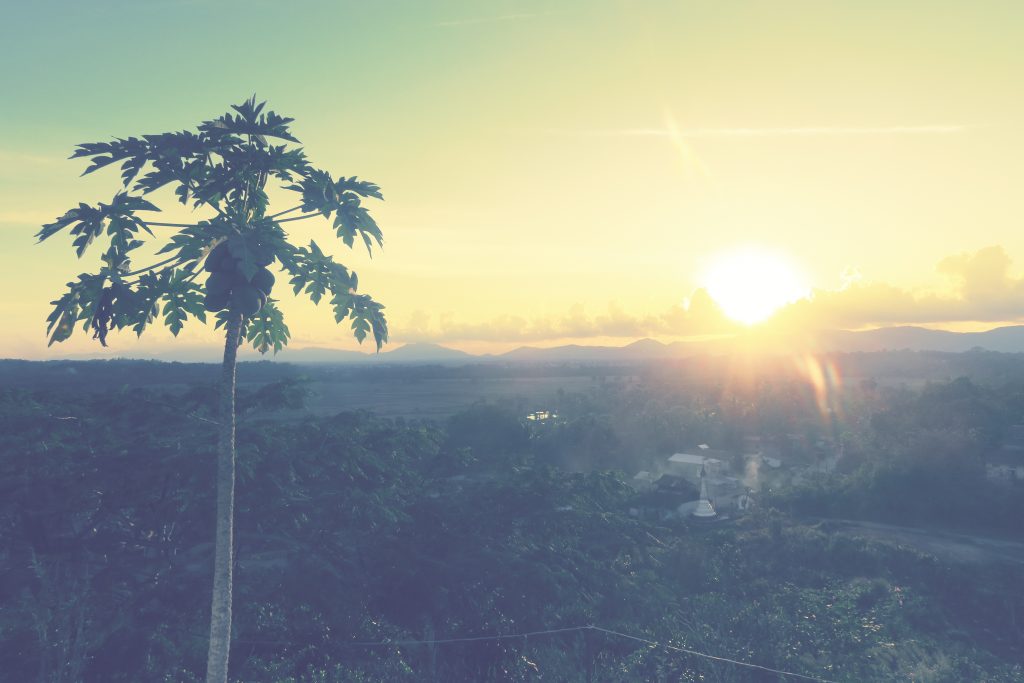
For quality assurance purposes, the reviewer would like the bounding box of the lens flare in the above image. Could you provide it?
[795,354,844,438]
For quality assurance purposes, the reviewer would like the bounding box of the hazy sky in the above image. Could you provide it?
[2,0,1024,358]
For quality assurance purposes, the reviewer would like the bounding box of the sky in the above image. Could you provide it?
[2,0,1024,358]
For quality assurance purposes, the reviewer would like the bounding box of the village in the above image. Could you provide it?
[625,423,1024,523]
[627,441,778,523]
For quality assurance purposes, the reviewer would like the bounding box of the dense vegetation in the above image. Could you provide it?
[2,362,1023,681]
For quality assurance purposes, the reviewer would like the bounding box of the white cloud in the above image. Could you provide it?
[0,149,61,166]
[0,210,57,225]
[776,246,1024,328]
[548,124,972,139]
[395,246,1024,344]
[434,11,560,28]
[395,293,738,344]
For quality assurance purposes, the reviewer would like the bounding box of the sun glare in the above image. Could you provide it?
[702,248,808,325]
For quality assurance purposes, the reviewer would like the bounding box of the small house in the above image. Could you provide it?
[629,474,700,521]
[667,452,725,482]
[629,470,659,491]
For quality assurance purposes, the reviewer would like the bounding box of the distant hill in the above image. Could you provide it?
[819,325,1024,354]
[261,347,375,363]
[30,325,1024,364]
[500,338,692,363]
[496,326,1024,362]
[502,343,632,363]
[376,342,479,363]
[270,342,478,364]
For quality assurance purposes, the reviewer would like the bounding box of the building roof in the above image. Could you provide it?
[668,453,724,466]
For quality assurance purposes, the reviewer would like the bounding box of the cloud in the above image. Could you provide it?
[548,124,971,139]
[0,149,61,166]
[397,291,739,344]
[434,11,560,28]
[396,246,1024,345]
[0,210,58,225]
[776,246,1024,329]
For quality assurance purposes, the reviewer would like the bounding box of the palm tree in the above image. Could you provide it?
[37,97,389,683]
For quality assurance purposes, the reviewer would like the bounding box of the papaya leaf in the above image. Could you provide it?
[161,270,206,336]
[40,98,387,353]
[246,299,290,354]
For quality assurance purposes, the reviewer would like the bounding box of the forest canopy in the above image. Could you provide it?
[2,363,1023,681]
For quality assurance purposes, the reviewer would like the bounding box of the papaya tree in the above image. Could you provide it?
[36,97,388,683]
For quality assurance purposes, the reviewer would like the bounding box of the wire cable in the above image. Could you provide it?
[234,623,838,682]
[590,625,838,683]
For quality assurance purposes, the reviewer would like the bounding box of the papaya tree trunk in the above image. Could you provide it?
[206,313,243,683]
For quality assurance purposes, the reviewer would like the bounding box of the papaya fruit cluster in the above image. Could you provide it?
[203,243,275,316]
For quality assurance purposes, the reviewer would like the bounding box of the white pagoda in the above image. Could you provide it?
[691,465,717,520]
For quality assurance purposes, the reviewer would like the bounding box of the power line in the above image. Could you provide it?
[591,625,838,683]
[235,624,838,682]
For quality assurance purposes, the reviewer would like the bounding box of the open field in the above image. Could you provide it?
[818,519,1024,566]
[0,359,619,421]
[274,374,603,420]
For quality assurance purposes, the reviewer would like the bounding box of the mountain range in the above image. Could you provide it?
[46,325,1024,364]
[258,325,1024,364]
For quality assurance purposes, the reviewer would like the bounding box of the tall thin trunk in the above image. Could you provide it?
[206,313,242,683]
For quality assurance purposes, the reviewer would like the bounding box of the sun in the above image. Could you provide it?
[701,247,808,325]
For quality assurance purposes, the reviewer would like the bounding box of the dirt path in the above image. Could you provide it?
[816,518,1024,566]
